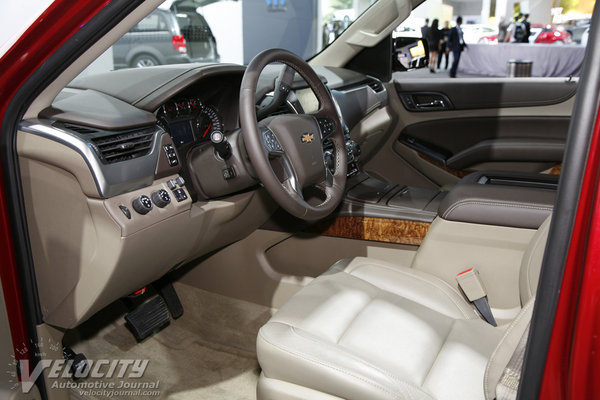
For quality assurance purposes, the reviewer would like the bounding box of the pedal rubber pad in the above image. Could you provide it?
[158,282,183,319]
[125,296,170,341]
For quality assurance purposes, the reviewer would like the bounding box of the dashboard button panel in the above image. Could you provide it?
[163,144,179,167]
[172,188,188,202]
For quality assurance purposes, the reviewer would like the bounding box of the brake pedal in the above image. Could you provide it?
[125,296,170,341]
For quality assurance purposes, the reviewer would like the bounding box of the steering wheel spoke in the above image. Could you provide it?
[259,126,284,157]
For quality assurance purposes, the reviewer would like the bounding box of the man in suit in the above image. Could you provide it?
[421,18,430,48]
[448,16,466,78]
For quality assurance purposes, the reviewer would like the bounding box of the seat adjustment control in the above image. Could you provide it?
[132,195,152,215]
[151,189,171,208]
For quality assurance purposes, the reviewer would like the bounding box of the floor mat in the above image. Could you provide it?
[67,283,273,400]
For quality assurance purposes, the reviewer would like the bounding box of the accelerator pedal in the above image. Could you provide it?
[125,296,170,341]
[156,281,184,319]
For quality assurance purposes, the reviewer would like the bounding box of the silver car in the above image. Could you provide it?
[113,7,219,68]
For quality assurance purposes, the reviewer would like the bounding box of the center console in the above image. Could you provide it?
[339,169,557,229]
[339,173,447,222]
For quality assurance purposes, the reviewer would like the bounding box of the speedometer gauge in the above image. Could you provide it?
[196,106,222,140]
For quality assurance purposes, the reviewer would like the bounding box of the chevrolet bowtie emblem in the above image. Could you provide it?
[301,133,314,144]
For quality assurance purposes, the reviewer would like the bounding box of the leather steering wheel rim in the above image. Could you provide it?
[240,48,347,221]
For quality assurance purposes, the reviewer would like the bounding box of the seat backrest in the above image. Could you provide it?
[484,215,552,400]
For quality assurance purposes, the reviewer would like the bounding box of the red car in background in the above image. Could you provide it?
[530,24,572,44]
[479,24,572,44]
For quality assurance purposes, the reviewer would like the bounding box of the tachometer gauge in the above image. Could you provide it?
[173,101,187,115]
[196,106,223,140]
[187,98,202,114]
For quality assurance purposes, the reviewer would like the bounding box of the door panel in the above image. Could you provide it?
[360,78,575,187]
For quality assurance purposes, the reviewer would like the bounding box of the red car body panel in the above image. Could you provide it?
[0,0,110,366]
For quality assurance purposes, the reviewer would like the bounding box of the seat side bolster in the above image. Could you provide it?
[484,298,535,400]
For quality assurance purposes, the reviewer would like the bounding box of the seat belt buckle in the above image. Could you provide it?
[456,268,497,326]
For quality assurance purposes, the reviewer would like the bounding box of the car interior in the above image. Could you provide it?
[9,0,595,398]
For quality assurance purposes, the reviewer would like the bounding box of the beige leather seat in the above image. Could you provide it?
[256,218,550,400]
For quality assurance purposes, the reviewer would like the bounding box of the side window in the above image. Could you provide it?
[132,13,166,32]
[392,0,592,79]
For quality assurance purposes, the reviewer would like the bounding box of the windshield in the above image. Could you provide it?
[81,0,378,75]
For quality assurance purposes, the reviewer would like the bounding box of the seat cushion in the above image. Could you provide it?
[257,257,504,400]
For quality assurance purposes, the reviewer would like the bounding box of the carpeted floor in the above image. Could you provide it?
[66,283,274,400]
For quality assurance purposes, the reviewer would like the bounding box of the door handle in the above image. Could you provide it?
[399,92,454,112]
[416,99,445,109]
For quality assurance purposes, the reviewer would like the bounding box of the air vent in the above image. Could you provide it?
[91,128,156,164]
[366,78,384,93]
[63,124,99,135]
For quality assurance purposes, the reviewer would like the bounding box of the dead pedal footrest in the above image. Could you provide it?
[125,296,170,341]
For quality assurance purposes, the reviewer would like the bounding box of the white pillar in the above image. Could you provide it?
[495,0,508,19]
[481,0,491,23]
[527,0,552,24]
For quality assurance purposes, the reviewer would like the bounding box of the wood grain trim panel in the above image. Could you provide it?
[418,154,471,178]
[547,163,562,175]
[309,216,431,245]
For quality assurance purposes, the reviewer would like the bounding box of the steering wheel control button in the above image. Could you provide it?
[262,130,282,152]
[167,179,177,190]
[222,167,236,180]
[118,205,132,219]
[210,130,232,160]
[151,189,171,208]
[172,188,188,202]
[132,195,153,215]
[175,176,185,187]
[317,118,335,137]
[163,144,179,167]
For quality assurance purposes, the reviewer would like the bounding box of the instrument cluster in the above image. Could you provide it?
[157,97,223,147]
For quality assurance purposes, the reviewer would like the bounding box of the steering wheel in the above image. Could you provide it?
[240,49,347,221]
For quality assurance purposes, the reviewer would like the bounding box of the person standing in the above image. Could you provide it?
[508,14,526,43]
[428,19,443,73]
[437,20,450,70]
[448,16,466,78]
[498,16,510,42]
[421,18,430,38]
[421,18,430,48]
[521,14,531,43]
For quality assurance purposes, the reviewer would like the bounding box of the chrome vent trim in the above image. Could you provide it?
[20,120,163,198]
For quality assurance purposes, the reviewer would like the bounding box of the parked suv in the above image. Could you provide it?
[113,7,219,68]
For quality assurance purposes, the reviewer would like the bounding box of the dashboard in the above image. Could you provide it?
[19,63,389,328]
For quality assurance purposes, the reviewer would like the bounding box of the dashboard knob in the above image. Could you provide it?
[210,130,232,160]
[151,189,171,208]
[132,195,152,215]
